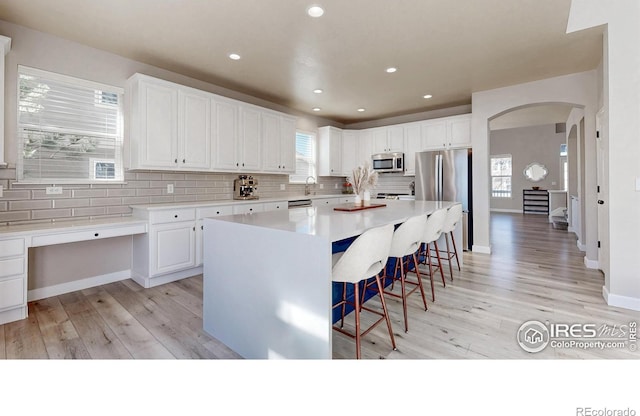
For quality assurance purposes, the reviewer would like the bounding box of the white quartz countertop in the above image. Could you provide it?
[205,200,458,242]
[129,193,349,211]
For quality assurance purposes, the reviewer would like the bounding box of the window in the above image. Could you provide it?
[289,130,317,183]
[17,66,124,183]
[491,154,512,198]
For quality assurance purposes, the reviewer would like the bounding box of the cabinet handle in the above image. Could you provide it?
[174,214,178,218]
[193,227,196,231]
[201,225,204,230]
[94,233,99,237]
[242,163,245,167]
[236,163,239,167]
[183,159,186,163]
[175,158,178,163]
[216,211,220,214]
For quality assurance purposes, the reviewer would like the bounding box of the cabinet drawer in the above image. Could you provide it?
[232,204,264,215]
[0,277,24,310]
[31,223,147,247]
[0,239,25,258]
[149,208,196,224]
[0,257,24,278]
[197,205,233,218]
[263,201,286,211]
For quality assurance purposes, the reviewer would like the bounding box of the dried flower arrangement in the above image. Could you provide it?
[348,160,379,197]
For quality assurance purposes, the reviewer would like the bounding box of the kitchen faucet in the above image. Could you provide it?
[305,176,316,196]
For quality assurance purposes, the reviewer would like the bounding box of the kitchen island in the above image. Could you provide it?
[202,200,461,359]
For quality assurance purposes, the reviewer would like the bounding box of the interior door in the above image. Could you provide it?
[596,109,609,276]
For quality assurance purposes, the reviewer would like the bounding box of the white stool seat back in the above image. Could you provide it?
[388,214,428,258]
[332,223,394,284]
[442,204,463,234]
[423,208,447,244]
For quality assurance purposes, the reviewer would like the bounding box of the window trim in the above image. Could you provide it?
[490,154,512,198]
[15,65,125,184]
[289,129,317,184]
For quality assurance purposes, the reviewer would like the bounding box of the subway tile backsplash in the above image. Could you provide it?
[0,168,346,226]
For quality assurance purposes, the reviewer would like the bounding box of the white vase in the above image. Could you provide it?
[363,190,371,201]
[354,193,362,205]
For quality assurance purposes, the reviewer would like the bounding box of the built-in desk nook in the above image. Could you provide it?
[202,200,462,359]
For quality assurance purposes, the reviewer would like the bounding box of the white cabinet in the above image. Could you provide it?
[233,203,265,215]
[179,89,211,169]
[196,205,233,266]
[127,74,211,170]
[318,126,343,176]
[372,126,403,153]
[403,122,423,176]
[127,75,178,169]
[357,130,374,168]
[312,198,338,207]
[341,130,358,176]
[262,112,296,173]
[132,207,197,287]
[211,97,240,170]
[422,114,471,149]
[263,201,286,211]
[0,237,27,325]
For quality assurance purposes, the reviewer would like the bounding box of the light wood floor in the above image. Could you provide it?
[1,213,638,359]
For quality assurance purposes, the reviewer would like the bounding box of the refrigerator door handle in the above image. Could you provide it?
[435,154,442,200]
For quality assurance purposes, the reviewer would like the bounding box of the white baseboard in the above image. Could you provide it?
[602,286,640,311]
[584,256,599,269]
[577,241,586,252]
[27,270,131,302]
[131,266,202,289]
[472,244,491,254]
[490,209,522,214]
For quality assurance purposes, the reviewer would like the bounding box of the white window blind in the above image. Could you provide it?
[17,66,124,183]
[491,154,512,198]
[289,130,317,183]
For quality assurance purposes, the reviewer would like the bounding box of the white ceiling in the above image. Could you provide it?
[0,0,603,124]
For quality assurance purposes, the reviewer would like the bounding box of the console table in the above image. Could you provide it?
[523,189,549,214]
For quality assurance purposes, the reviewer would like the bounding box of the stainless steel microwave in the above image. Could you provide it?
[372,152,404,173]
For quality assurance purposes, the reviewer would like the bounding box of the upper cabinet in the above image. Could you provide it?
[371,126,404,153]
[403,122,422,176]
[126,73,297,174]
[318,126,343,176]
[341,130,358,176]
[422,114,471,150]
[262,111,296,173]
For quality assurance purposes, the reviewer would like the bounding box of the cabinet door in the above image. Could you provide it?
[212,98,240,170]
[403,123,422,175]
[357,130,373,167]
[140,81,178,168]
[261,112,281,172]
[372,127,388,153]
[422,119,447,149]
[232,204,265,214]
[179,90,211,170]
[448,115,472,148]
[387,126,404,152]
[279,116,296,173]
[151,221,196,276]
[341,130,358,176]
[329,129,343,175]
[240,106,262,171]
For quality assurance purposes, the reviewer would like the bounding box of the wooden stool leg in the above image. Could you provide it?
[354,283,361,359]
[450,231,461,271]
[427,245,435,301]
[413,252,428,311]
[399,258,408,333]
[375,273,396,351]
[444,234,454,282]
[433,241,446,286]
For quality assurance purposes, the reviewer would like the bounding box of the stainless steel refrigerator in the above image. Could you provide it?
[415,149,472,250]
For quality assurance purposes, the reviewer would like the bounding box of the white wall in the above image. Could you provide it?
[471,71,598,258]
[567,0,640,310]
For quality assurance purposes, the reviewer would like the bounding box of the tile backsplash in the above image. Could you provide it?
[0,168,346,225]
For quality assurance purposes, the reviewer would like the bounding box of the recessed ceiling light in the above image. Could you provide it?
[307,5,324,17]
[385,67,397,73]
[313,89,323,94]
[357,108,366,112]
[229,53,241,60]
[312,107,321,112]
[423,94,433,99]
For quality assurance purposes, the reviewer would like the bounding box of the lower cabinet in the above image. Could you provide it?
[232,203,264,214]
[196,205,233,266]
[150,221,196,276]
[0,237,27,325]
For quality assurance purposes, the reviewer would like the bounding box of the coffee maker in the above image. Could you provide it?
[233,175,259,200]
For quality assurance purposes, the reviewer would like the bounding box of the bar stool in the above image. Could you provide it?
[332,223,396,359]
[441,204,463,281]
[368,214,428,333]
[418,208,448,301]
